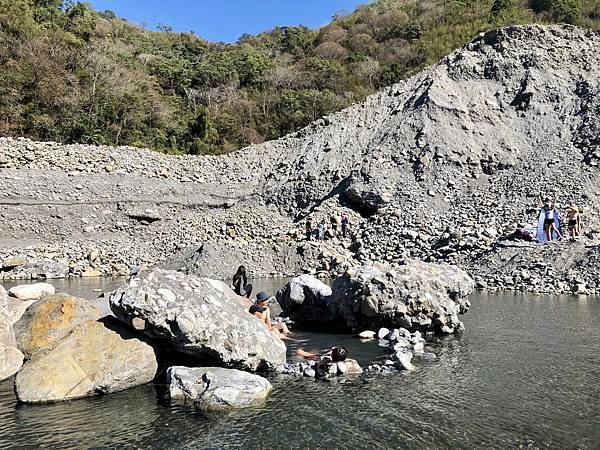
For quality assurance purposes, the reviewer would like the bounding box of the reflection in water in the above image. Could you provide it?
[1,279,599,448]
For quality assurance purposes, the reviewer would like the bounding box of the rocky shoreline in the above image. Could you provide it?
[1,258,473,409]
[1,25,599,295]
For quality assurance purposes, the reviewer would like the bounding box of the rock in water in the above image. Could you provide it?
[15,319,157,403]
[276,274,333,324]
[331,260,474,333]
[395,352,416,371]
[109,268,286,371]
[8,283,55,301]
[13,293,101,358]
[167,366,272,411]
[0,286,24,380]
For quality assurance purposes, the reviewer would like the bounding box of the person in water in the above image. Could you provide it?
[565,203,582,237]
[250,291,290,336]
[296,346,348,362]
[232,265,252,298]
[538,195,563,241]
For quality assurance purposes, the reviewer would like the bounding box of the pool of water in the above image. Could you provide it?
[1,279,599,449]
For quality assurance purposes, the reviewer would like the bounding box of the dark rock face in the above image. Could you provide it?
[278,260,473,334]
[276,275,334,325]
[109,268,286,371]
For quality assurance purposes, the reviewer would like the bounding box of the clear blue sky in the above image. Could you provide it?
[88,0,368,42]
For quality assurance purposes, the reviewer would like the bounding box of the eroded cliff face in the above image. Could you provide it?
[0,25,599,293]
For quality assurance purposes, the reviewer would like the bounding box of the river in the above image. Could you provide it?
[1,278,599,449]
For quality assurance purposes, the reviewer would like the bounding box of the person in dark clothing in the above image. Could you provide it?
[341,214,349,238]
[329,215,338,238]
[306,218,313,240]
[232,265,252,298]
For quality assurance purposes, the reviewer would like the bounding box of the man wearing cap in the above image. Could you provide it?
[249,291,290,337]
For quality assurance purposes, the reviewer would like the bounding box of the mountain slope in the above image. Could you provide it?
[0,0,598,155]
[0,24,599,294]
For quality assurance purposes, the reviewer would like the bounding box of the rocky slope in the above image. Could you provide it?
[0,24,599,294]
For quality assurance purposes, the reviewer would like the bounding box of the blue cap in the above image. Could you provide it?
[256,291,271,302]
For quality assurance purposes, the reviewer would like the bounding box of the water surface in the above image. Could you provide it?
[1,279,599,449]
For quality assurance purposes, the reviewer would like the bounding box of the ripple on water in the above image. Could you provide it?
[0,286,599,448]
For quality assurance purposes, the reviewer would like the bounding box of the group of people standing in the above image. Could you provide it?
[306,213,350,241]
[537,194,582,242]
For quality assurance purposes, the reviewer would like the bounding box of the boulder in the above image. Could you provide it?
[1,286,24,380]
[6,259,69,280]
[329,260,474,334]
[13,293,101,358]
[167,366,272,411]
[7,298,37,325]
[109,268,286,371]
[276,274,334,324]
[8,283,55,301]
[0,314,24,381]
[2,257,28,269]
[15,319,157,403]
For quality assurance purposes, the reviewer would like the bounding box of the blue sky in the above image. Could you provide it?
[88,0,367,42]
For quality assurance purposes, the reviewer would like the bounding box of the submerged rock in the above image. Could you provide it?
[168,366,272,411]
[15,319,157,403]
[109,268,286,371]
[8,283,55,301]
[14,293,101,358]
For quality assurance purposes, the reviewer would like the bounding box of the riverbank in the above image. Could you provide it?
[1,25,599,294]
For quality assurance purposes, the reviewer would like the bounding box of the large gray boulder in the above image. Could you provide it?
[276,274,334,324]
[109,268,286,371]
[331,260,474,333]
[167,366,272,411]
[279,260,473,334]
[15,318,157,403]
[8,283,55,301]
[0,286,24,381]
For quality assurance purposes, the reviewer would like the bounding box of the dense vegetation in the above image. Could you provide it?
[0,0,598,154]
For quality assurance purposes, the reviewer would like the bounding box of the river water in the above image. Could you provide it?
[0,278,599,449]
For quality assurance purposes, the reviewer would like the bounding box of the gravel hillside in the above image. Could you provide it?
[0,24,598,294]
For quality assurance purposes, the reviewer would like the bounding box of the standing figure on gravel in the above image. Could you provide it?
[565,203,582,237]
[329,215,338,238]
[232,265,252,299]
[341,213,349,239]
[317,220,325,241]
[536,195,562,242]
[306,218,313,240]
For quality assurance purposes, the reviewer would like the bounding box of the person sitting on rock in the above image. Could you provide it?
[250,291,291,337]
[232,265,252,299]
[565,203,582,237]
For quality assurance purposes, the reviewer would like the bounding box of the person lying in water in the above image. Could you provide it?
[249,291,291,337]
[538,194,563,241]
[296,345,348,363]
[296,346,349,378]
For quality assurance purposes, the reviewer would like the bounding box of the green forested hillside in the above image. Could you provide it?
[0,0,598,154]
